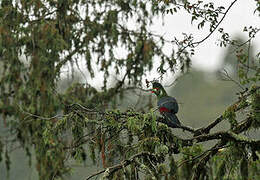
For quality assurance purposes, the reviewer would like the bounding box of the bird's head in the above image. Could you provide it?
[151,82,167,97]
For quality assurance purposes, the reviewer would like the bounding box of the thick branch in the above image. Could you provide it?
[185,130,259,147]
[183,116,257,145]
[157,117,196,133]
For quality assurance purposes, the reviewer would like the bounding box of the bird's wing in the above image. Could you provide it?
[157,96,179,113]
[162,112,181,127]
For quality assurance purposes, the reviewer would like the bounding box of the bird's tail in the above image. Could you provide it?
[164,113,181,128]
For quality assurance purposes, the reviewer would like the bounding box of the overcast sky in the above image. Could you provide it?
[151,0,259,72]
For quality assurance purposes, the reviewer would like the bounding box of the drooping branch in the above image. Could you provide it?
[191,140,227,180]
[177,144,229,169]
[85,151,157,180]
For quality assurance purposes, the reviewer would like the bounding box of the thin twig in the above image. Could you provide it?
[17,104,65,120]
[177,145,229,168]
[190,0,238,47]
[85,152,156,180]
[219,68,245,90]
[246,39,251,75]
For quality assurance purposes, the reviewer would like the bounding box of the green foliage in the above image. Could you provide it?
[212,143,252,180]
[240,156,248,180]
[223,105,238,130]
[249,158,260,179]
[251,87,260,128]
[181,144,203,160]
[215,159,227,180]
[179,145,203,180]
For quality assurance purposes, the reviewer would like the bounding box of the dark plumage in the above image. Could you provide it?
[152,82,181,128]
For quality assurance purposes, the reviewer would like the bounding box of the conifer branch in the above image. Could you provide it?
[85,152,156,180]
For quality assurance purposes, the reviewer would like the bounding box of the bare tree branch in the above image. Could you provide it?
[219,68,245,90]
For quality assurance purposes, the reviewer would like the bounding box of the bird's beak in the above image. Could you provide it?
[151,88,158,93]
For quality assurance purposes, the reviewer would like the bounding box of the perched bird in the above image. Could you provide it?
[151,82,181,128]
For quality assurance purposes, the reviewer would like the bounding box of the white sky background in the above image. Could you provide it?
[149,0,260,71]
[65,0,259,88]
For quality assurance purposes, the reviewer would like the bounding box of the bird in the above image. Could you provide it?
[151,82,181,128]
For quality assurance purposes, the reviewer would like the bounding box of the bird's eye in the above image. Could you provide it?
[151,88,158,93]
[151,88,159,93]
[154,88,159,91]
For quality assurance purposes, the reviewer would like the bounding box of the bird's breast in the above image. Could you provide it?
[159,107,170,113]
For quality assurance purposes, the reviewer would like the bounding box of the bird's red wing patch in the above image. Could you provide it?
[159,107,170,113]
